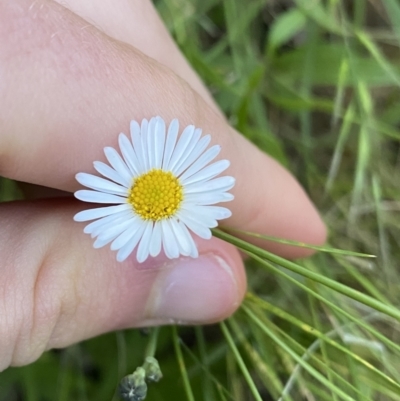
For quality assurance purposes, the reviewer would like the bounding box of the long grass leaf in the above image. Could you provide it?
[172,326,196,401]
[212,229,400,321]
[220,322,263,401]
[243,251,400,354]
[243,305,357,401]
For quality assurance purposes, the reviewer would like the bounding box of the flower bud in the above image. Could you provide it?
[118,367,148,401]
[143,356,163,383]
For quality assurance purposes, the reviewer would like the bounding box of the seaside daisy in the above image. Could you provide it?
[74,116,235,263]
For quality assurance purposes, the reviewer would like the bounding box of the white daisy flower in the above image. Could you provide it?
[74,116,235,263]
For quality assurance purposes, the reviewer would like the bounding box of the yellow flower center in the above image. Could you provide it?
[128,169,183,221]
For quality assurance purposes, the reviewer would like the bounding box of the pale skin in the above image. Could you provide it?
[0,0,327,371]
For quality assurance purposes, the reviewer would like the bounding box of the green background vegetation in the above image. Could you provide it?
[1,0,400,400]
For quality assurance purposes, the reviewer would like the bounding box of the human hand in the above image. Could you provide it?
[0,0,326,371]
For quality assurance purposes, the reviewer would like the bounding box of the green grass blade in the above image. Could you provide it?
[382,0,400,45]
[243,305,357,401]
[172,326,196,401]
[356,31,400,87]
[246,294,400,393]
[243,251,400,355]
[228,317,292,401]
[224,227,375,258]
[220,321,263,401]
[212,229,400,321]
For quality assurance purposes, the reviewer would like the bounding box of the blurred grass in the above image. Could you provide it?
[1,0,400,400]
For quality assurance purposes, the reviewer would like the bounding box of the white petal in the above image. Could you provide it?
[184,176,235,194]
[154,117,166,169]
[179,208,218,228]
[92,236,113,249]
[136,221,153,263]
[179,145,221,181]
[183,192,234,205]
[74,204,130,222]
[190,205,232,220]
[162,119,179,170]
[178,212,212,239]
[93,218,134,248]
[104,147,133,186]
[93,161,129,187]
[178,220,198,258]
[116,221,147,262]
[83,210,133,234]
[167,124,195,171]
[111,219,144,251]
[181,159,230,185]
[75,190,127,204]
[175,133,211,177]
[141,119,149,170]
[161,220,179,259]
[119,133,141,175]
[90,212,136,238]
[111,229,134,251]
[76,173,128,196]
[169,218,191,255]
[130,120,145,173]
[149,221,162,257]
[171,128,201,175]
[189,246,199,258]
[147,117,157,169]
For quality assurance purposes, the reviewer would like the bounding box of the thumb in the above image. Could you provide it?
[0,199,245,371]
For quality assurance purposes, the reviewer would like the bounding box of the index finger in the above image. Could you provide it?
[0,0,326,258]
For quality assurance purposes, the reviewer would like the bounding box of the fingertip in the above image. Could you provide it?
[143,238,246,325]
[226,140,327,259]
[282,181,328,258]
[297,207,327,258]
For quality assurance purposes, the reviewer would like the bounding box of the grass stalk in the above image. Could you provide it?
[172,326,196,401]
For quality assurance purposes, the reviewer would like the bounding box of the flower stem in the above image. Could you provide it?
[212,229,400,322]
[144,327,160,358]
[172,326,196,401]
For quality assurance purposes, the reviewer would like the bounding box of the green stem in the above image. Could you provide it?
[220,321,263,401]
[212,229,400,322]
[172,326,196,401]
[242,305,356,401]
[144,327,160,358]
[245,252,400,354]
